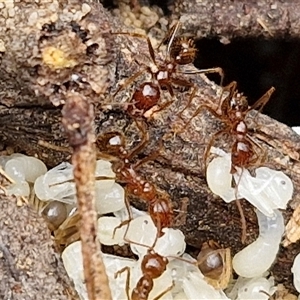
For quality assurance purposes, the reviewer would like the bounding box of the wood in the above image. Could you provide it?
[1,0,300,295]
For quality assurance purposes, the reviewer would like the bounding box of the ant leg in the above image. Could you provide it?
[163,82,175,97]
[183,103,223,131]
[157,21,182,52]
[250,87,275,113]
[249,87,276,127]
[152,281,175,300]
[112,187,134,239]
[113,67,148,98]
[114,266,131,300]
[127,120,149,160]
[236,199,247,244]
[165,21,182,57]
[133,139,164,170]
[204,128,230,173]
[112,32,156,65]
[245,135,266,167]
[218,81,237,110]
[183,67,224,86]
[233,167,248,243]
[177,84,198,119]
[147,100,174,119]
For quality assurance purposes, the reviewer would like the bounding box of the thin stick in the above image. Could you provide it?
[62,92,112,300]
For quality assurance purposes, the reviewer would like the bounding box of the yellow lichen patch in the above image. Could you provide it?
[283,204,300,247]
[42,46,78,70]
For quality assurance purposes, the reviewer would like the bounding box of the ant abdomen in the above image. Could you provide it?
[149,196,173,235]
[128,82,161,117]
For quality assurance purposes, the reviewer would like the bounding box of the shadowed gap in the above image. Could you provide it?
[195,38,300,126]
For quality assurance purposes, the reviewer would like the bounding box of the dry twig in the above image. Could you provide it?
[62,92,112,300]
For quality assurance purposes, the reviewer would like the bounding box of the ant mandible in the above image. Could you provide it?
[112,21,224,119]
[96,127,173,238]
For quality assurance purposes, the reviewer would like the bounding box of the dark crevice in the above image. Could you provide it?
[195,37,300,126]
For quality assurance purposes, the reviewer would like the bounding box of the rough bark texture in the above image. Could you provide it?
[170,0,300,41]
[1,0,300,297]
[0,194,79,300]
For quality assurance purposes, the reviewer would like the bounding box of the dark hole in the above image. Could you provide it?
[101,0,118,10]
[194,38,300,126]
[70,21,88,42]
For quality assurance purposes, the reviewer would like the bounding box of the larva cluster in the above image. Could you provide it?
[207,148,292,279]
[1,152,280,299]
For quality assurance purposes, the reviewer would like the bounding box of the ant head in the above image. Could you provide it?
[230,92,248,112]
[96,131,125,156]
[170,36,197,65]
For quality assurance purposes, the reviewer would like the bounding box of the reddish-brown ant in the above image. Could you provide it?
[184,81,275,172]
[96,128,173,237]
[115,249,173,300]
[111,21,224,119]
[182,81,275,242]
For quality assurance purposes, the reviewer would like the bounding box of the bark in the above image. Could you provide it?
[169,0,300,41]
[1,0,300,295]
[0,194,79,300]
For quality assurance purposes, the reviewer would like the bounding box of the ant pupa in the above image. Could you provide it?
[182,81,275,242]
[197,240,232,289]
[111,21,224,119]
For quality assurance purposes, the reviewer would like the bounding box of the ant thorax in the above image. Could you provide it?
[235,120,247,136]
[236,141,250,153]
[155,62,175,82]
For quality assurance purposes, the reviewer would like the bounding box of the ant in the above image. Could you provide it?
[184,81,275,173]
[182,81,275,242]
[96,127,173,238]
[115,248,173,300]
[111,21,224,119]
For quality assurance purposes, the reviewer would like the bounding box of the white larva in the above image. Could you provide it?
[182,271,230,299]
[34,162,76,203]
[97,216,127,246]
[206,149,293,216]
[291,253,300,293]
[6,180,30,197]
[125,215,186,259]
[95,181,125,214]
[236,276,276,300]
[232,209,284,278]
[34,160,121,212]
[227,275,276,300]
[5,154,47,183]
[62,241,136,300]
